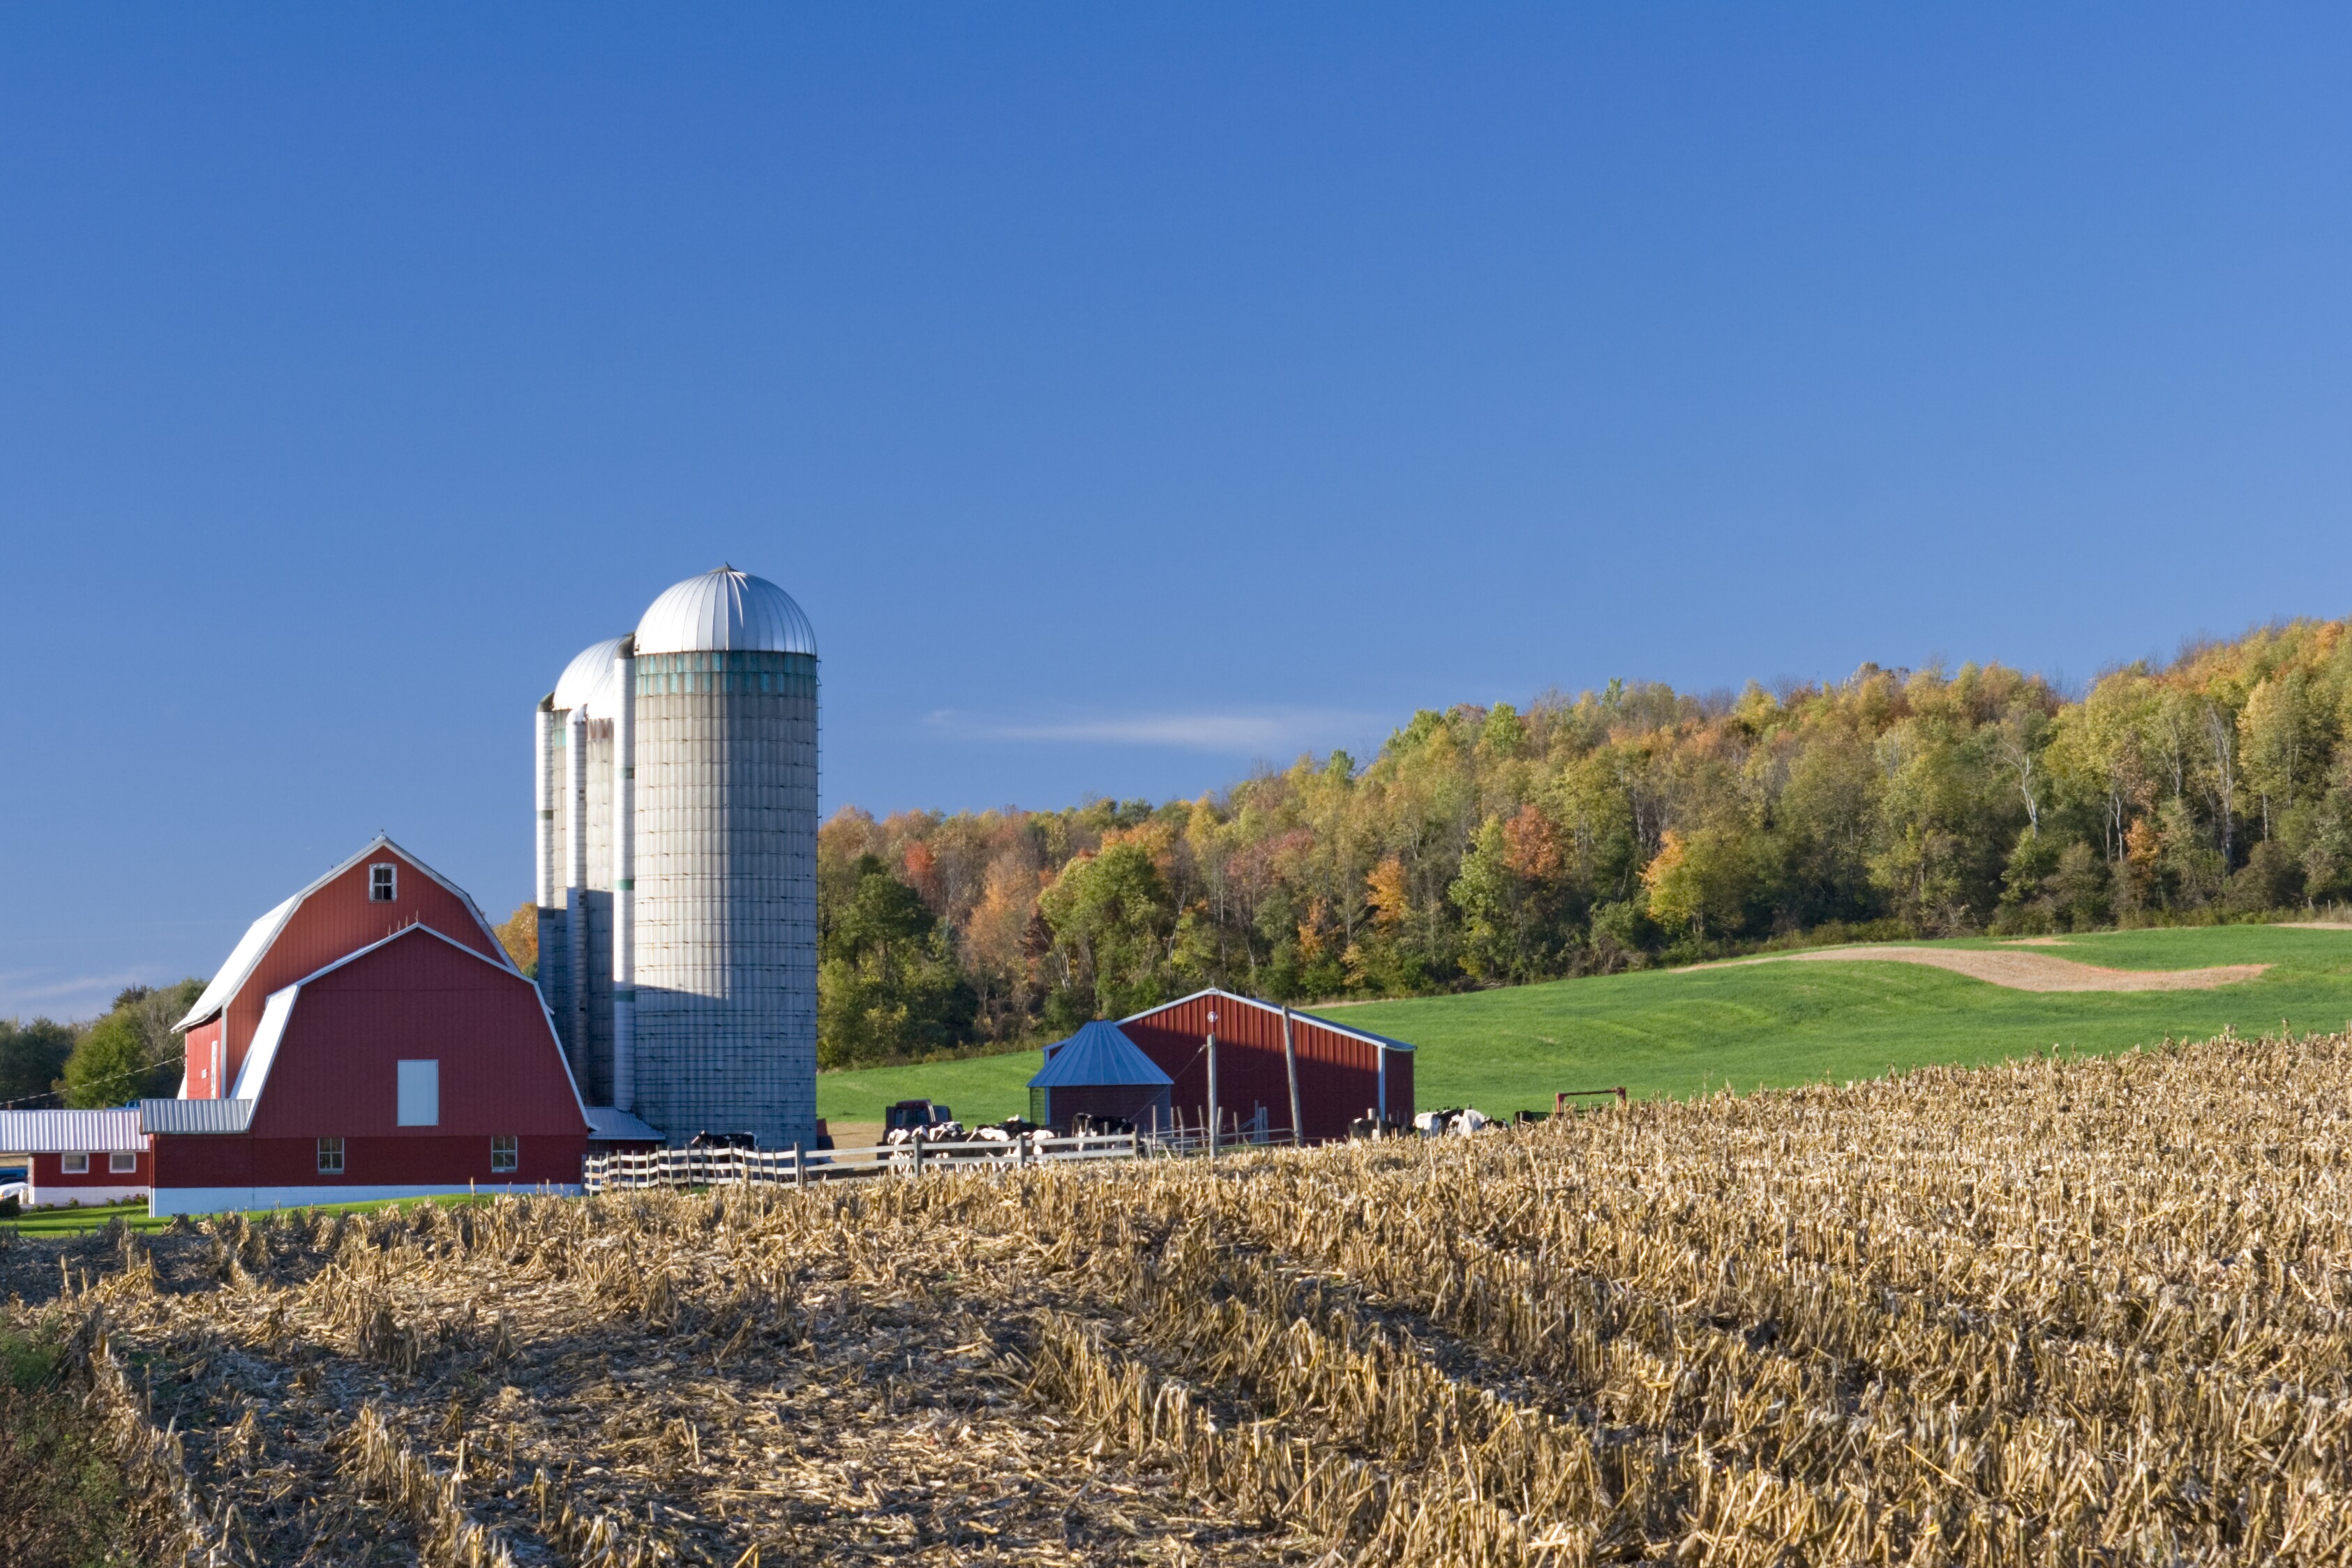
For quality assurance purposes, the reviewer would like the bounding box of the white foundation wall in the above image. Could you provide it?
[29,1182,149,1208]
[150,1183,585,1217]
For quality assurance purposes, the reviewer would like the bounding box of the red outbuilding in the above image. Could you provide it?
[0,1110,151,1207]
[1118,988,1415,1143]
[146,836,592,1216]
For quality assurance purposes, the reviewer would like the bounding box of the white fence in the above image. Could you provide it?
[582,1125,1306,1193]
[583,1133,1139,1193]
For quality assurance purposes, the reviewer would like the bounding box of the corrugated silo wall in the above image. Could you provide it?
[631,650,818,1147]
[578,721,616,1103]
[537,712,571,1040]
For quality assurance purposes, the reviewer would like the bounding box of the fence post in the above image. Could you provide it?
[912,1131,924,1179]
[793,1143,804,1190]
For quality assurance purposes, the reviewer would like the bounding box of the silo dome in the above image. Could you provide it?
[634,566,816,656]
[553,637,627,714]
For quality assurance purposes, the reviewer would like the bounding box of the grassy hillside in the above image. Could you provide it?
[815,924,2352,1125]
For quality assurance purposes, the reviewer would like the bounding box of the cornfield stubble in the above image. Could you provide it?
[8,1026,2352,1564]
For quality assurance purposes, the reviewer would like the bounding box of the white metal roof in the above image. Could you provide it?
[174,835,517,1033]
[634,567,817,657]
[0,1108,149,1154]
[1121,986,1417,1053]
[553,635,627,713]
[229,987,299,1101]
[176,891,300,1034]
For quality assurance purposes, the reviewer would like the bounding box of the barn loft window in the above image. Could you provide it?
[397,1060,440,1126]
[110,1152,137,1173]
[490,1135,518,1173]
[61,1153,87,1174]
[369,864,398,902]
[317,1137,345,1174]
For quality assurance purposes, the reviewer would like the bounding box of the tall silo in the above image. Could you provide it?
[537,637,625,1101]
[627,567,819,1146]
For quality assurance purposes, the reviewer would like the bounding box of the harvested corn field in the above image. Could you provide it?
[20,1026,2352,1565]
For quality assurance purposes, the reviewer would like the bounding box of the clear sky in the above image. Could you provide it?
[3,6,2349,1019]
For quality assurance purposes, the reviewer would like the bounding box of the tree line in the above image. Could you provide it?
[0,981,204,1109]
[815,617,2352,1068]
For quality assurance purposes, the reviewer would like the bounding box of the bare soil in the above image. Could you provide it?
[1694,944,2270,992]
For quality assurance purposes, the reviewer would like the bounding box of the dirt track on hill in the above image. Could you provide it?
[1692,945,2270,992]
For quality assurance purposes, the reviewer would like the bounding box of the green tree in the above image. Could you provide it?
[62,1015,151,1107]
[817,855,978,1069]
[1642,827,1753,944]
[61,981,204,1107]
[0,1018,75,1104]
[1037,836,1178,1022]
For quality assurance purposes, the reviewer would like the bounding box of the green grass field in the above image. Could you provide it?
[0,1192,510,1237]
[816,925,2352,1125]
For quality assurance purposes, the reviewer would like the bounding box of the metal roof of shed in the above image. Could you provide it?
[1123,986,1418,1053]
[1029,1021,1174,1089]
[0,1108,149,1153]
[584,1107,664,1142]
[141,1099,256,1135]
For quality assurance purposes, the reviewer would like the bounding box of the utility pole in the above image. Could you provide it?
[1281,1005,1304,1146]
[1205,1006,1219,1158]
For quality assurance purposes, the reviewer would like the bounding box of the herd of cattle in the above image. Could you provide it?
[875,1106,1502,1154]
[881,1114,1144,1152]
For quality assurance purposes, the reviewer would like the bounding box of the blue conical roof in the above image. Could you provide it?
[1028,1020,1173,1088]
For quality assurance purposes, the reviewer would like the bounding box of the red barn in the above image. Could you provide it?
[1118,988,1414,1143]
[0,1110,151,1207]
[174,836,513,1101]
[147,837,591,1216]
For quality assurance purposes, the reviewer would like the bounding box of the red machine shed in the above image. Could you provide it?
[1118,988,1414,1143]
[145,924,589,1215]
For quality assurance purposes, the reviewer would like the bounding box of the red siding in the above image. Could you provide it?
[150,1134,585,1190]
[248,928,587,1142]
[184,1018,225,1097]
[1119,993,1411,1143]
[214,849,507,1095]
[32,1151,150,1186]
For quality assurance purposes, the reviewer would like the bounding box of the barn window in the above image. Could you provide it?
[490,1136,518,1173]
[369,864,397,902]
[317,1137,345,1174]
[110,1152,137,1173]
[397,1060,440,1126]
[61,1153,87,1175]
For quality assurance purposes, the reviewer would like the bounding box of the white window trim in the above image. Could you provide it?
[61,1153,88,1175]
[317,1136,345,1174]
[369,863,398,902]
[490,1135,518,1173]
[109,1152,137,1173]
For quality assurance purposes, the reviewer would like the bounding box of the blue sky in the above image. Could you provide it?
[3,6,2349,1018]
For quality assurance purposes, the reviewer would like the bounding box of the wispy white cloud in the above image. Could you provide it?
[926,708,1377,755]
[0,970,149,1023]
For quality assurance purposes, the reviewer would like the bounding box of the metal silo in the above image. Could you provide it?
[627,567,818,1147]
[539,636,625,1102]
